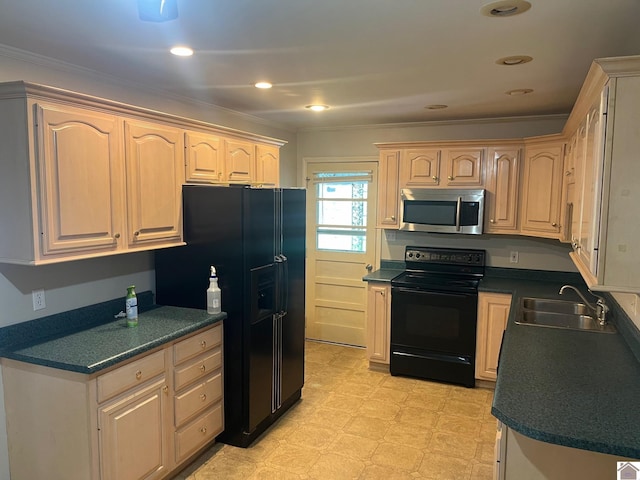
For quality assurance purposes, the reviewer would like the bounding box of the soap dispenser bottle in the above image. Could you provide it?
[207,266,221,314]
[125,285,138,327]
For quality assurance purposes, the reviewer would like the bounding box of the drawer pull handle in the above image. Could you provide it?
[135,370,142,380]
[200,340,207,349]
[200,393,207,402]
[199,364,206,373]
[200,426,207,434]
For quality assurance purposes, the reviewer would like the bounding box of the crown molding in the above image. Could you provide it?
[0,43,295,134]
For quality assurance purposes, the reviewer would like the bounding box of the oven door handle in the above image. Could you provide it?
[392,286,473,299]
[455,196,462,232]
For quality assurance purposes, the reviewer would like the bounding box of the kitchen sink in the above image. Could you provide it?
[521,297,590,315]
[515,297,617,333]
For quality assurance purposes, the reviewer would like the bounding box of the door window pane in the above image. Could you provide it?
[315,174,369,253]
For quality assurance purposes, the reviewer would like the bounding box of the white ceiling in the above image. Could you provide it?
[1,0,640,130]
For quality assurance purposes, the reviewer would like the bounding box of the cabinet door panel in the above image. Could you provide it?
[401,148,440,187]
[125,120,183,246]
[445,148,484,186]
[476,293,511,381]
[37,104,124,255]
[185,131,223,183]
[226,139,255,183]
[486,148,520,233]
[521,143,564,237]
[367,283,390,364]
[99,379,168,480]
[377,149,400,227]
[255,144,279,187]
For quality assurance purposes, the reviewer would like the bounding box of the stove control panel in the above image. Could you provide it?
[405,247,485,266]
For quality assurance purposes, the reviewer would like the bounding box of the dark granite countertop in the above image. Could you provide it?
[482,268,640,459]
[362,260,404,282]
[1,302,225,375]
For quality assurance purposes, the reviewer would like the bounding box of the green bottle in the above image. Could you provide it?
[126,285,138,327]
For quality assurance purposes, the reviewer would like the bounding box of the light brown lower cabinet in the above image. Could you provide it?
[475,292,511,381]
[1,323,223,480]
[366,282,391,367]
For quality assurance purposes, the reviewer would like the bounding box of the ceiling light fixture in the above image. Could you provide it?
[170,46,194,57]
[425,104,448,110]
[496,55,533,66]
[137,0,178,22]
[506,88,534,96]
[480,0,531,17]
[305,104,330,112]
[255,82,273,89]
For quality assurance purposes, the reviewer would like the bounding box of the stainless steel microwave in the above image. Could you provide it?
[400,188,485,234]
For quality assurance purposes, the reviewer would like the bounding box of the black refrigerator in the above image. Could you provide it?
[155,184,306,447]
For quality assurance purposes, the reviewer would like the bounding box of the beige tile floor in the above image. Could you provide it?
[173,340,496,480]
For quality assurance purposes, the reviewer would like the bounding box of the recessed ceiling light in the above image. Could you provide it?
[496,55,533,66]
[506,88,534,96]
[170,46,194,57]
[480,0,531,17]
[305,104,330,112]
[255,82,273,89]
[425,104,448,110]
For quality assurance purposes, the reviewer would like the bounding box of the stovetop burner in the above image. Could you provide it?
[391,246,486,293]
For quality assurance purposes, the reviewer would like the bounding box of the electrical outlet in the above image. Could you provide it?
[385,230,397,242]
[509,251,519,263]
[32,289,46,311]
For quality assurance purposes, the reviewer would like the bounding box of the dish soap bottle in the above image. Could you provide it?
[207,266,221,314]
[126,285,138,327]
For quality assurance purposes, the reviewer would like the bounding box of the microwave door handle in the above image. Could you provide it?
[455,196,462,232]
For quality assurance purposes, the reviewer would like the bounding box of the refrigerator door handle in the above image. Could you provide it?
[281,254,289,315]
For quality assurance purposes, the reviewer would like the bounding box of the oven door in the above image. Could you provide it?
[390,286,478,355]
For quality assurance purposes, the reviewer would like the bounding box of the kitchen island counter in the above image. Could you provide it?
[481,269,640,459]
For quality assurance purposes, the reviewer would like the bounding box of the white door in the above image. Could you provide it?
[305,162,378,346]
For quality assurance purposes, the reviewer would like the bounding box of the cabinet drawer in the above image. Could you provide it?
[174,325,222,365]
[97,350,165,403]
[174,347,222,391]
[174,371,222,427]
[174,403,223,463]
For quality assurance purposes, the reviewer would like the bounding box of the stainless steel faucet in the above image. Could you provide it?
[559,285,609,326]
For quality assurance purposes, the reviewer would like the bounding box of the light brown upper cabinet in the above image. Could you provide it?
[485,146,521,234]
[255,144,280,187]
[184,131,224,184]
[0,81,284,265]
[225,138,255,183]
[399,146,484,188]
[443,147,484,187]
[124,120,184,248]
[520,138,565,239]
[376,149,401,228]
[400,148,441,187]
[34,103,126,257]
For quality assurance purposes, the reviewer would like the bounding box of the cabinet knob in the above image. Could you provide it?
[200,426,207,434]
[448,175,454,181]
[565,170,572,176]
[200,340,207,349]
[379,290,385,297]
[114,233,120,239]
[390,215,396,221]
[552,222,558,227]
[162,385,168,394]
[200,393,207,402]
[490,219,495,223]
[199,364,206,372]
[134,231,140,237]
[432,176,438,182]
[135,370,142,380]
